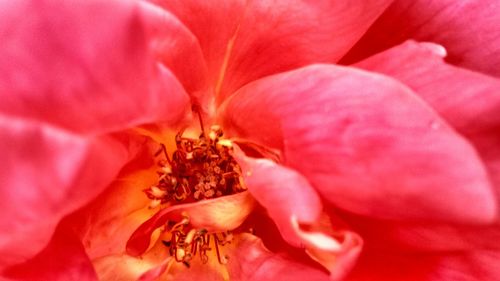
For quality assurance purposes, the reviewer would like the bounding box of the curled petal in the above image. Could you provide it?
[233,146,322,246]
[0,115,128,267]
[291,217,362,281]
[220,64,497,224]
[126,191,255,256]
[227,234,330,281]
[233,147,362,278]
[0,0,189,134]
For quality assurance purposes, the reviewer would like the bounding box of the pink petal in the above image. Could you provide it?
[354,40,500,191]
[227,234,330,281]
[156,0,393,103]
[2,220,98,281]
[355,40,500,138]
[347,249,500,281]
[341,212,500,253]
[0,0,189,134]
[342,0,500,78]
[233,147,322,247]
[219,64,496,223]
[139,1,208,94]
[0,115,128,267]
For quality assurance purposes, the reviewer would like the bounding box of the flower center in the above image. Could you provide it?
[142,114,248,268]
[144,125,246,207]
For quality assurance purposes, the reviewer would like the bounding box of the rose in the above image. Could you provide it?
[1,0,499,280]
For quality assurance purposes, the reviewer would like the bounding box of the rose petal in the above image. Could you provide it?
[155,0,393,103]
[138,1,207,94]
[233,146,322,246]
[75,163,161,259]
[227,234,330,281]
[220,64,496,223]
[234,136,362,279]
[342,0,500,77]
[0,115,128,267]
[0,0,189,134]
[290,217,363,281]
[355,40,500,138]
[347,249,500,281]
[92,241,170,281]
[126,191,255,256]
[354,40,500,192]
[2,220,98,281]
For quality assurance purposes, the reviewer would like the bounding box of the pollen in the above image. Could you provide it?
[144,125,246,205]
[143,118,247,266]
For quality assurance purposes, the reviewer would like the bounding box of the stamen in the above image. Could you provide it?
[144,122,246,205]
[145,114,247,266]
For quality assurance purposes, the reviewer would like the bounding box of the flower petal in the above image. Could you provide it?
[342,0,500,77]
[355,40,500,138]
[220,64,496,223]
[341,212,500,253]
[227,234,330,281]
[347,249,500,281]
[0,0,189,134]
[232,147,322,246]
[155,0,393,102]
[233,141,363,279]
[0,115,128,267]
[126,191,255,256]
[76,163,160,259]
[2,220,98,281]
[138,1,208,94]
[354,40,500,192]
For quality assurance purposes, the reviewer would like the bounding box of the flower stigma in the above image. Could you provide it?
[142,111,248,268]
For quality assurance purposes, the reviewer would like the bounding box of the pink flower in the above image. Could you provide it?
[1,0,500,280]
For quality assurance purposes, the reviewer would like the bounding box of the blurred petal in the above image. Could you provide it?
[0,115,128,267]
[339,212,500,253]
[2,220,98,281]
[347,249,500,281]
[0,0,189,135]
[342,0,500,77]
[153,0,393,102]
[220,64,496,223]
